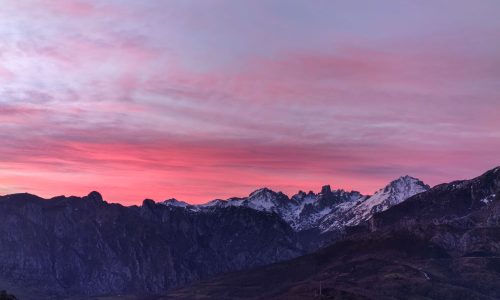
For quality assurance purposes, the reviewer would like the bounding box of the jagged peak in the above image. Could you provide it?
[142,198,155,207]
[394,175,424,183]
[163,197,180,202]
[320,185,332,194]
[86,191,103,202]
[249,187,279,198]
[382,175,430,192]
[161,198,189,207]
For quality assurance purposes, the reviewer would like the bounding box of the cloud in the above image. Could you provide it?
[0,65,14,81]
[0,1,499,203]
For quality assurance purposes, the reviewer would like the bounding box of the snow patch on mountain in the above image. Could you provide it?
[161,198,190,208]
[480,194,496,205]
[199,199,228,208]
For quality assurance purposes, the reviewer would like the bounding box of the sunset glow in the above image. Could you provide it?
[1,0,499,204]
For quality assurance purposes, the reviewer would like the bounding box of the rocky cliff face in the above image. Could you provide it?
[0,193,302,298]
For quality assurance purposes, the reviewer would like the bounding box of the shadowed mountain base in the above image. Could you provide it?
[164,231,500,300]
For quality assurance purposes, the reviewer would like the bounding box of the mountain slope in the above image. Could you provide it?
[372,167,500,230]
[354,175,430,221]
[165,232,500,300]
[165,166,500,300]
[318,176,429,232]
[0,193,303,299]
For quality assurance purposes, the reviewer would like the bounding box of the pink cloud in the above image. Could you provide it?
[1,1,499,204]
[143,43,500,112]
[20,0,120,17]
[0,65,14,81]
[1,119,498,205]
[43,0,96,16]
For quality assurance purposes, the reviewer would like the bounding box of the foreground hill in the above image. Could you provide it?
[165,167,500,300]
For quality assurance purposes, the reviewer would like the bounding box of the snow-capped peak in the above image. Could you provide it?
[319,176,430,232]
[248,187,275,198]
[383,176,429,200]
[161,198,190,208]
[384,175,428,193]
[243,188,290,212]
[345,175,429,226]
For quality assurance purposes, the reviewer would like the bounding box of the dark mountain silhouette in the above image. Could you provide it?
[0,192,303,299]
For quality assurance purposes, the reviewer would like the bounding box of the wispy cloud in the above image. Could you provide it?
[1,0,499,203]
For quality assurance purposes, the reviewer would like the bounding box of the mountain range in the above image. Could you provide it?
[166,166,500,300]
[0,167,499,299]
[160,175,429,232]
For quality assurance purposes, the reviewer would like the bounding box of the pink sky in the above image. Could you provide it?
[1,0,499,204]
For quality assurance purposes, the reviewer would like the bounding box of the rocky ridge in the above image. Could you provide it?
[161,176,429,232]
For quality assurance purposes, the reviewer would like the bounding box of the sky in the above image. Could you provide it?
[1,0,499,205]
